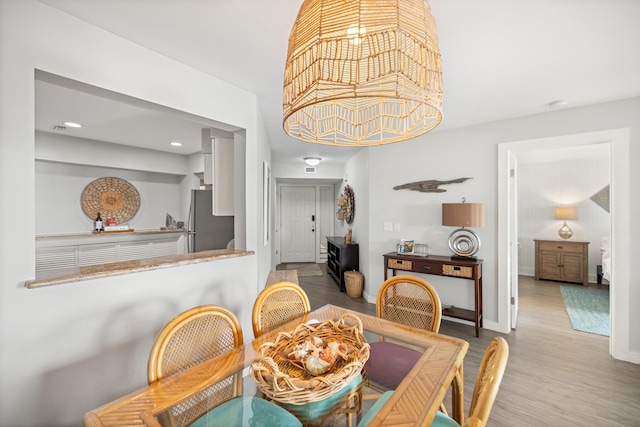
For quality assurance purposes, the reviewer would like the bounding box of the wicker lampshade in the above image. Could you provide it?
[283,0,443,146]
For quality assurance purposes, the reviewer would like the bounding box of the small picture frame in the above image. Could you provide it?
[397,239,415,254]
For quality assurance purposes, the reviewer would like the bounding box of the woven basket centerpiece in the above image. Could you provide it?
[250,313,370,404]
[80,177,140,224]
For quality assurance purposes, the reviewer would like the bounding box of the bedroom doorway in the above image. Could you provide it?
[498,128,630,360]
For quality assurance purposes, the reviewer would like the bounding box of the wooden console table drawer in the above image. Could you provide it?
[387,258,413,271]
[536,240,585,253]
[412,259,444,275]
[443,264,473,278]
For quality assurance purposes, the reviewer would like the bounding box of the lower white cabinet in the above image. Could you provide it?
[36,230,185,272]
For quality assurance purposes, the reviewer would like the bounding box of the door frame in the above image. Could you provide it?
[279,185,317,263]
[498,128,630,361]
[275,182,337,265]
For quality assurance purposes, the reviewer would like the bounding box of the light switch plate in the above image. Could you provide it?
[383,222,393,231]
[394,223,401,231]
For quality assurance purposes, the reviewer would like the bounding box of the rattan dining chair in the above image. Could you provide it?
[359,337,509,426]
[252,281,311,338]
[431,336,509,427]
[376,274,442,333]
[365,275,442,392]
[148,304,244,427]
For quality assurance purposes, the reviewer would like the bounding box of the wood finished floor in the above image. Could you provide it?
[280,263,640,426]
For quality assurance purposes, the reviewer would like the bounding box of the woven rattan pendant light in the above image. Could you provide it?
[283,0,443,146]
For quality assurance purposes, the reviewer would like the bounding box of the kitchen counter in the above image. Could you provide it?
[25,249,254,289]
[36,228,186,239]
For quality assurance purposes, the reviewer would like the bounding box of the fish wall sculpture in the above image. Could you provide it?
[393,177,472,193]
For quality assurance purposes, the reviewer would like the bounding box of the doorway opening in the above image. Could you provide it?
[498,128,630,360]
[276,181,339,265]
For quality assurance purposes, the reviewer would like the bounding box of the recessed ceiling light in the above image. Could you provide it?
[170,141,183,147]
[62,121,82,128]
[303,156,322,166]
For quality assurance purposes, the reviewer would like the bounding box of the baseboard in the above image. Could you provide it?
[362,291,375,304]
[481,319,508,334]
[625,350,640,364]
[441,316,474,327]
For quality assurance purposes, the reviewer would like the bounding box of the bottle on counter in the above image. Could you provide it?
[95,212,103,232]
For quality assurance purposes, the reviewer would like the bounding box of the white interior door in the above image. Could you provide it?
[280,186,316,263]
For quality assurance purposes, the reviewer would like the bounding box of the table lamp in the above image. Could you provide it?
[442,199,485,259]
[555,206,577,239]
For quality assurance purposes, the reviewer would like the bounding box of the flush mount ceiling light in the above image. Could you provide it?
[303,157,322,166]
[169,141,183,147]
[283,0,443,147]
[62,121,82,128]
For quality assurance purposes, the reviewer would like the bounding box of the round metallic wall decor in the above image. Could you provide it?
[81,177,140,224]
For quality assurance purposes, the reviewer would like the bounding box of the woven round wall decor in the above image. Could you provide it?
[81,177,140,224]
[344,185,355,224]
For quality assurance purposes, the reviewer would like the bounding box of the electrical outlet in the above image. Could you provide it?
[383,222,393,231]
[394,223,401,231]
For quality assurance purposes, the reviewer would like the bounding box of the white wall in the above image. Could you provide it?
[362,97,639,358]
[35,161,183,235]
[0,1,270,426]
[366,133,493,320]
[518,155,611,280]
[335,150,371,297]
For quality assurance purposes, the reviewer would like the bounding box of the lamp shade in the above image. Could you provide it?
[282,0,443,146]
[442,203,486,228]
[554,206,578,220]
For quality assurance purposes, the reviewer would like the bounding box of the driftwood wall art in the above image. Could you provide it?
[393,177,472,193]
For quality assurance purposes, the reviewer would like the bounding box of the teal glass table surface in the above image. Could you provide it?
[83,305,468,427]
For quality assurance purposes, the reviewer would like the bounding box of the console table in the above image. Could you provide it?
[383,252,483,337]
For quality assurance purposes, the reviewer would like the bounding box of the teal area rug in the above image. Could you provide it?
[560,286,610,336]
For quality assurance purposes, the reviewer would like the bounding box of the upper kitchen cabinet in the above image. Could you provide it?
[202,129,234,216]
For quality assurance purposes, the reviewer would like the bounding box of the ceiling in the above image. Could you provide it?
[36,0,640,165]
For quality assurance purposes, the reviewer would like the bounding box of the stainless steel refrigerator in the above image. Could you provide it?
[187,189,234,252]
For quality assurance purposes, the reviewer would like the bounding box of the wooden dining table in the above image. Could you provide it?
[84,304,468,427]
